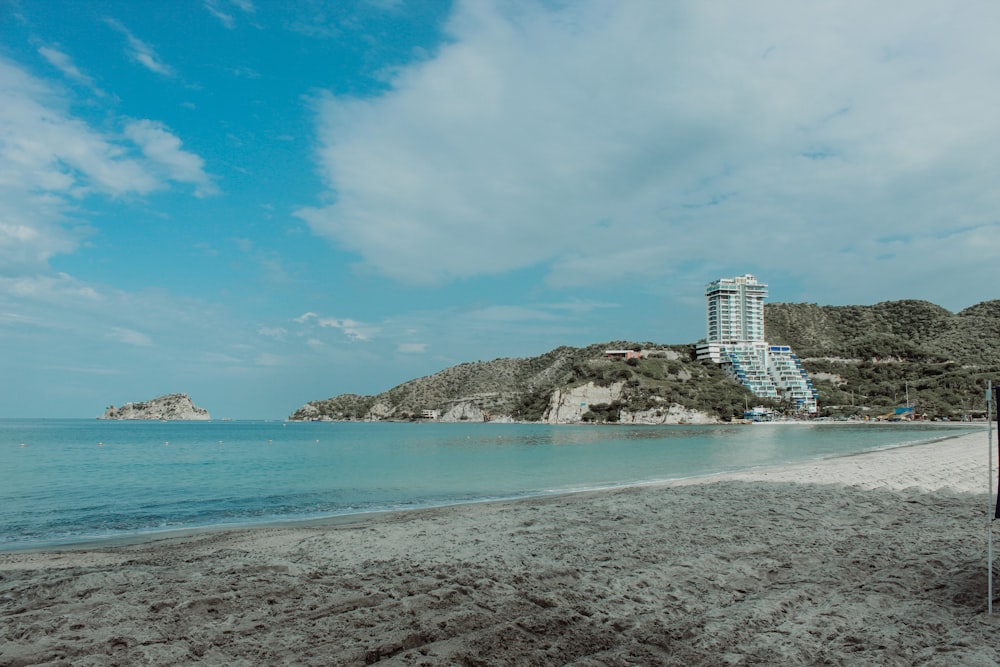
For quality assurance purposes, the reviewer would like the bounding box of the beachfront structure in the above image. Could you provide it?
[695,274,818,414]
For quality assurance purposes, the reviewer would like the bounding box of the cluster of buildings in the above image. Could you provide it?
[696,274,818,414]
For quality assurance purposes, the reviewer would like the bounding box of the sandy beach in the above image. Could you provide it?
[3,429,1000,666]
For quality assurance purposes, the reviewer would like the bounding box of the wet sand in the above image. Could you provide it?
[3,430,1000,665]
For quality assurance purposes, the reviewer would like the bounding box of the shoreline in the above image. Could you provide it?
[4,430,999,665]
[1,425,984,556]
[0,429,992,558]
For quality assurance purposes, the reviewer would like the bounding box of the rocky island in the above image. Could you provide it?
[100,393,211,420]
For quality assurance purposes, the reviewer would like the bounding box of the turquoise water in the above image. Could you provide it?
[0,419,978,550]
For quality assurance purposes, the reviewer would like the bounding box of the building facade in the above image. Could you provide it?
[695,274,818,414]
[706,274,767,344]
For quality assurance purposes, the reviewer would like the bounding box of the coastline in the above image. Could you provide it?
[3,430,999,664]
[1,422,980,555]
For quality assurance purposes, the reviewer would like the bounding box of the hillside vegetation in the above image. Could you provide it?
[291,300,1000,422]
[766,300,1000,418]
[291,343,758,423]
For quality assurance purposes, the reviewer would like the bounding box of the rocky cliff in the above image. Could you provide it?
[101,393,211,420]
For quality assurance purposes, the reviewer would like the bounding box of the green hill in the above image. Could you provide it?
[290,343,758,423]
[290,300,1000,422]
[765,299,1000,418]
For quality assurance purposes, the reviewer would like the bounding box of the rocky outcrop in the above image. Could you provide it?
[543,381,624,423]
[366,401,396,421]
[439,402,487,422]
[539,382,716,424]
[619,405,716,424]
[100,394,211,420]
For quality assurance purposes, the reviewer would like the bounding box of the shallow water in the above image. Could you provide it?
[0,419,977,550]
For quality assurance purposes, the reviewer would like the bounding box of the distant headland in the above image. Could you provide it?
[289,297,1000,424]
[100,393,211,421]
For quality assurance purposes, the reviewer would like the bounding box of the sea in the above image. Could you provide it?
[0,419,982,551]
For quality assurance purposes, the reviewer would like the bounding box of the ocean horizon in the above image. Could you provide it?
[0,419,982,551]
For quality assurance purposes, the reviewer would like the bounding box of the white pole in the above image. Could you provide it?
[989,380,994,614]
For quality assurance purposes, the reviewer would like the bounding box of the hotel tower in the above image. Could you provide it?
[696,274,818,413]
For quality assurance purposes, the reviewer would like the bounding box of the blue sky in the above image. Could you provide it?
[2,1,999,419]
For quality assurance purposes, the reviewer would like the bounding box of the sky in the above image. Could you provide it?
[2,1,999,419]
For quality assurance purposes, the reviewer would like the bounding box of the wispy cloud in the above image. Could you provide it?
[226,66,260,79]
[104,18,175,77]
[37,46,103,95]
[258,326,288,340]
[0,272,269,372]
[292,311,379,342]
[366,0,404,11]
[40,365,126,376]
[204,0,255,29]
[107,326,152,347]
[204,1,235,29]
[254,352,284,366]
[545,298,619,314]
[317,317,378,342]
[462,305,560,323]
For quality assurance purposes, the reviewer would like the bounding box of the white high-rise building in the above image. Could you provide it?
[696,274,818,414]
[705,274,767,344]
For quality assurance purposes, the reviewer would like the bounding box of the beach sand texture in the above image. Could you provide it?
[3,431,1000,666]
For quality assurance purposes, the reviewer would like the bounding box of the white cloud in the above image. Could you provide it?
[0,56,215,272]
[124,120,218,196]
[397,342,427,354]
[292,312,379,342]
[299,0,1000,307]
[0,58,159,197]
[104,18,175,77]
[317,317,378,342]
